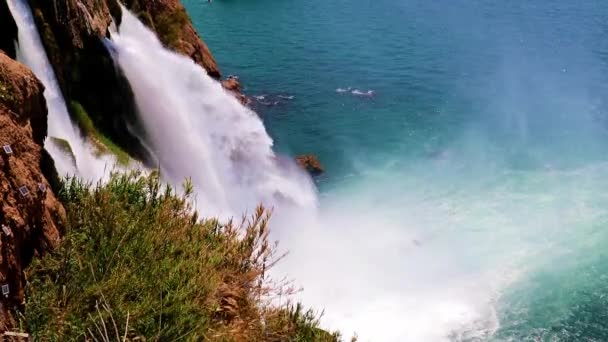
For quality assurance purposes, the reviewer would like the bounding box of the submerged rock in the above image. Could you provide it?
[0,52,65,331]
[295,154,325,176]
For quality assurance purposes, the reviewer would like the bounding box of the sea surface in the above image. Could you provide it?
[183,0,608,340]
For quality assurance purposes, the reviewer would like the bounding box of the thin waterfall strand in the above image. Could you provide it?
[7,0,116,181]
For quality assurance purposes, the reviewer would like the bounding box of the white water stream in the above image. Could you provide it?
[7,0,116,181]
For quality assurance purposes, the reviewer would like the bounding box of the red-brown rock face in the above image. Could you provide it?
[0,52,65,331]
[221,76,249,104]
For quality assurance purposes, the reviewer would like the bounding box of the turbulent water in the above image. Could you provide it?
[6,0,115,181]
[107,7,317,219]
[181,0,608,341]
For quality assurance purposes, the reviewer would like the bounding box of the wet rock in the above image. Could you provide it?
[295,154,324,176]
[48,137,77,168]
[222,76,241,92]
[222,76,248,104]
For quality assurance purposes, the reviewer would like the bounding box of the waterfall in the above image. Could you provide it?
[107,7,317,218]
[6,0,115,181]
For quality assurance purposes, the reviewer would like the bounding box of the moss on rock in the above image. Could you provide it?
[70,100,131,165]
[155,6,190,50]
[48,137,76,164]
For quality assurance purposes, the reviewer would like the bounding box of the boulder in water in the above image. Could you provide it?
[222,76,241,92]
[295,154,324,175]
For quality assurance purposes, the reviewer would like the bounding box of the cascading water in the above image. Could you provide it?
[101,2,608,342]
[107,6,505,341]
[106,7,317,219]
[6,0,116,181]
[174,2,608,341]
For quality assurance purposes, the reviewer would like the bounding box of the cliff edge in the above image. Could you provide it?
[0,51,65,331]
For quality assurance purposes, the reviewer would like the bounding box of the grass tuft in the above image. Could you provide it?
[20,171,340,341]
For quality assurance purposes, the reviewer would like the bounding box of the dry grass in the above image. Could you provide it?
[19,171,340,341]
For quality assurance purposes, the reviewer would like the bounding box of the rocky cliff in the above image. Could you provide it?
[0,51,65,331]
[19,0,221,163]
[119,0,220,78]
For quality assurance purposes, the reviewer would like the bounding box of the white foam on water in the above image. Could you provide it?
[272,177,513,341]
[351,89,374,96]
[273,128,608,341]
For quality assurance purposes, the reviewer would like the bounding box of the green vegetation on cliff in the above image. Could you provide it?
[155,6,190,50]
[70,100,131,165]
[20,172,339,341]
[126,0,199,52]
[0,73,16,105]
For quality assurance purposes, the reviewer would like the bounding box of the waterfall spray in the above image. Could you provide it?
[105,7,499,341]
[106,6,317,219]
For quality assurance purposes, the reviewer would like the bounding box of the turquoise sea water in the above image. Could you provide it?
[183,1,608,341]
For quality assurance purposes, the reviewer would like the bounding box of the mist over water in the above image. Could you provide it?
[272,82,608,340]
[7,0,116,181]
[183,0,608,340]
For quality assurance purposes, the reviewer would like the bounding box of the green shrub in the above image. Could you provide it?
[21,171,339,341]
